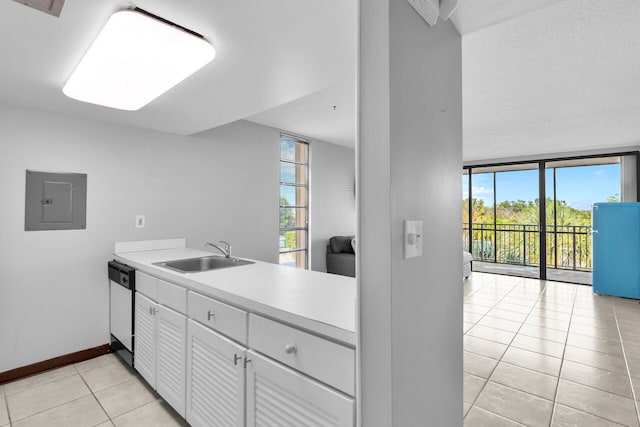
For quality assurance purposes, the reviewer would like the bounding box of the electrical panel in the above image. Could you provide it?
[25,170,87,231]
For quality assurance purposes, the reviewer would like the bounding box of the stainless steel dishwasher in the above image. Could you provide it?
[108,260,136,367]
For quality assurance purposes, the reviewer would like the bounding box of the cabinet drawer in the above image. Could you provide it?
[188,292,247,345]
[158,279,187,314]
[248,314,355,396]
[136,271,158,301]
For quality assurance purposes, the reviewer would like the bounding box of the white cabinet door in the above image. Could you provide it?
[246,350,355,427]
[186,320,246,427]
[157,305,187,418]
[134,292,156,388]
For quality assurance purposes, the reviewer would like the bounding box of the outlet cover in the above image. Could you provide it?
[135,215,145,228]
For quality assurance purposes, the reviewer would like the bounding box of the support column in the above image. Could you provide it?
[358,0,463,425]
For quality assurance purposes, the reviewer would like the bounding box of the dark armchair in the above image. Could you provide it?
[326,236,355,277]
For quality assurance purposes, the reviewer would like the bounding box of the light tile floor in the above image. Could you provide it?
[0,353,185,427]
[464,272,640,427]
[2,272,640,426]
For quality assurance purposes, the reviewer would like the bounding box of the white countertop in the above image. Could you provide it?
[114,247,357,346]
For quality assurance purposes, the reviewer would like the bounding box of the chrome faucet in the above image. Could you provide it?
[205,240,231,258]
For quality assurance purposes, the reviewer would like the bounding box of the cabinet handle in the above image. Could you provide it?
[150,308,158,315]
[284,344,297,355]
[233,353,242,366]
[207,310,215,321]
[244,356,252,368]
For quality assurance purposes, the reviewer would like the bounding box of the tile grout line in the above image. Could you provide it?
[466,277,561,424]
[551,295,637,427]
[500,280,578,427]
[559,374,638,402]
[2,386,11,427]
[547,282,579,427]
[463,276,524,415]
[1,365,78,399]
[77,372,113,425]
[466,274,640,426]
[5,391,90,425]
[2,367,83,426]
[4,356,164,427]
[468,278,562,357]
[76,356,141,425]
[612,300,640,426]
[468,406,528,426]
[463,274,504,300]
[102,383,165,423]
[75,358,159,425]
[464,277,524,333]
[556,299,639,400]
[473,279,611,426]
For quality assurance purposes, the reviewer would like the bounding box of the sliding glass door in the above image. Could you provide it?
[495,165,540,278]
[462,155,628,284]
[470,170,495,263]
[465,164,540,279]
[544,158,621,284]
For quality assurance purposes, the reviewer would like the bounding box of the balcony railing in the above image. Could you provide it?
[462,222,592,272]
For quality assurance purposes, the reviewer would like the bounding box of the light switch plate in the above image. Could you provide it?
[404,220,423,259]
[135,215,145,228]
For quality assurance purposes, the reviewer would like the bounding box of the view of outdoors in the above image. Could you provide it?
[463,158,621,280]
[279,137,309,269]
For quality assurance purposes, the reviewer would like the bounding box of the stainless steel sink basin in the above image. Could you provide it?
[153,256,255,273]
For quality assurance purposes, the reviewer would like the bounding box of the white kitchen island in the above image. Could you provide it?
[113,239,357,427]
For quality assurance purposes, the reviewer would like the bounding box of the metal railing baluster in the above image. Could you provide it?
[462,222,591,272]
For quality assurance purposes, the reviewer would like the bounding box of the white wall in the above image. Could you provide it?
[359,1,463,425]
[310,142,356,271]
[201,122,356,273]
[0,108,348,372]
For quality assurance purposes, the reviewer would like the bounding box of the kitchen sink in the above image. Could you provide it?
[153,255,255,273]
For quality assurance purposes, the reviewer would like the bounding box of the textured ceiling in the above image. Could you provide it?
[450,0,566,35]
[246,82,356,148]
[462,0,640,161]
[2,0,638,157]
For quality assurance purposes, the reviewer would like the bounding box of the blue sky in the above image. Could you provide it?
[464,164,621,211]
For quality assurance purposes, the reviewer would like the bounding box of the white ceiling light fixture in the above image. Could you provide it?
[63,8,216,111]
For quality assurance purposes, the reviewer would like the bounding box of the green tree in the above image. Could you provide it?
[462,198,494,224]
[280,198,298,250]
[548,199,591,226]
[280,197,293,229]
[466,197,593,226]
[285,231,296,249]
[496,199,537,224]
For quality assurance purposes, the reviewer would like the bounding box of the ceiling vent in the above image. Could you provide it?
[12,0,65,17]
